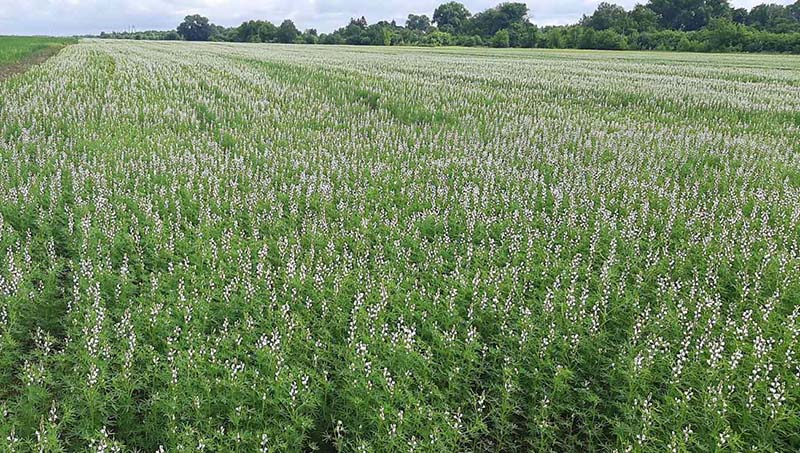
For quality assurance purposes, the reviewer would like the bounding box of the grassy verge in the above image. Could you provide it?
[0,36,77,79]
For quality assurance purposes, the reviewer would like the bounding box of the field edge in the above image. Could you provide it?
[0,40,75,81]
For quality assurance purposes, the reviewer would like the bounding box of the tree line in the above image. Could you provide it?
[98,1,800,53]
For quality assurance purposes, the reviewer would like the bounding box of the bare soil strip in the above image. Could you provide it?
[0,45,67,81]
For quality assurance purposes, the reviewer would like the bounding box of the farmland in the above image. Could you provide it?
[0,37,76,74]
[0,40,799,451]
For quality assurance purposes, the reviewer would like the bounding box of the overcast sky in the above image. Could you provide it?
[0,0,794,36]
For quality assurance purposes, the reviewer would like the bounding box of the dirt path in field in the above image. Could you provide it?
[0,45,68,81]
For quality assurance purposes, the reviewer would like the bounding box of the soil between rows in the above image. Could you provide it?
[0,44,68,81]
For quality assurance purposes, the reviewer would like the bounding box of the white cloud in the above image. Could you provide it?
[0,0,795,36]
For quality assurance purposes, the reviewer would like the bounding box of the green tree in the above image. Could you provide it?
[277,19,300,43]
[470,2,529,37]
[177,14,213,41]
[492,29,511,47]
[334,17,370,45]
[790,0,800,21]
[581,2,629,31]
[542,27,565,47]
[422,30,454,46]
[747,4,797,33]
[407,14,432,32]
[210,24,235,41]
[646,0,733,30]
[508,22,538,47]
[594,29,627,48]
[259,22,278,42]
[365,22,397,45]
[235,20,277,42]
[579,27,597,48]
[703,17,750,50]
[302,29,319,44]
[629,4,660,31]
[455,34,481,46]
[731,7,749,24]
[433,2,472,34]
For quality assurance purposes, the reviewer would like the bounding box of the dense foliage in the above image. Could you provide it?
[98,30,180,41]
[99,1,800,53]
[177,15,214,42]
[1,40,799,452]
